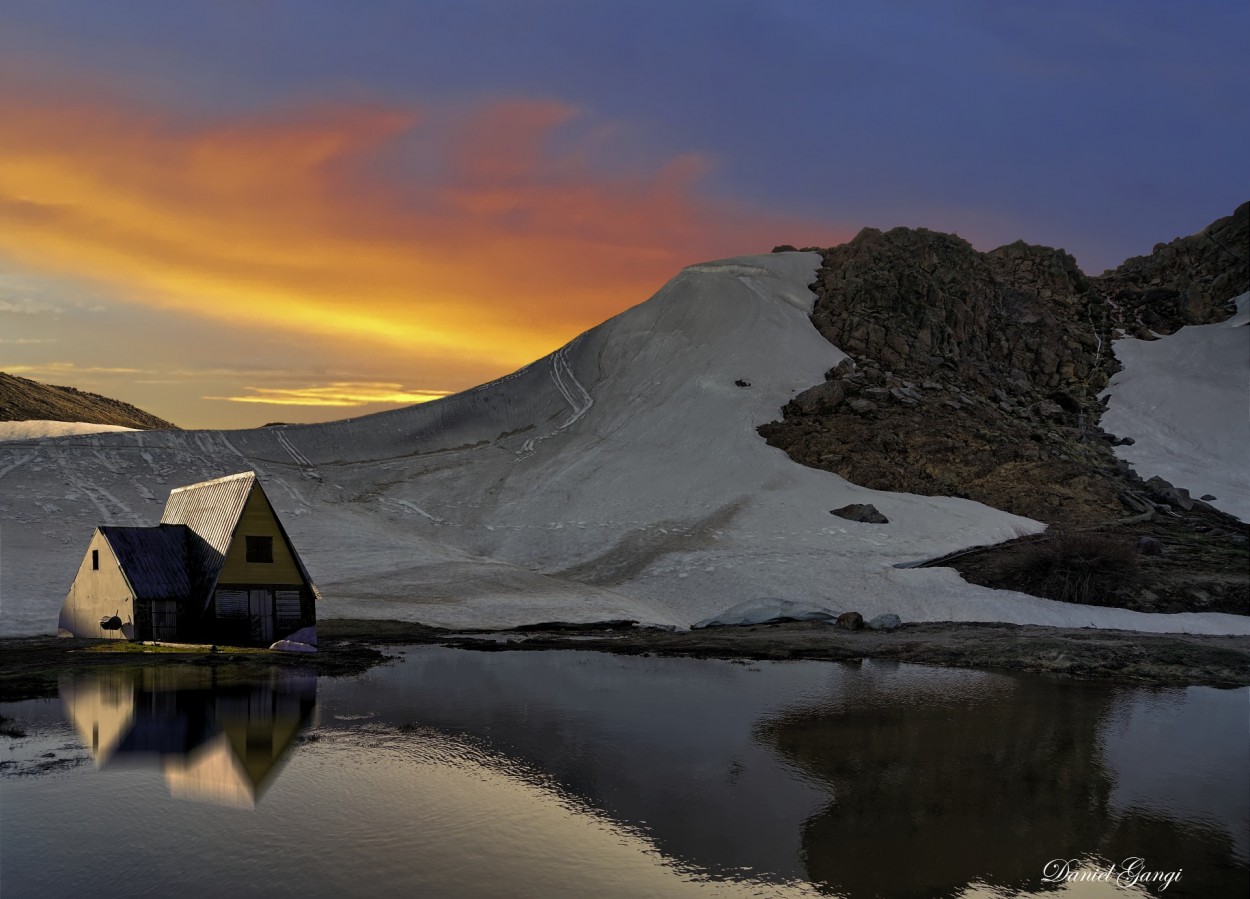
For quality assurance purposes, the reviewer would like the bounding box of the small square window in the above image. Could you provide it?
[246,536,274,563]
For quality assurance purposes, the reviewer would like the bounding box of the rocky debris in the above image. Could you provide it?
[1202,494,1218,502]
[836,611,865,630]
[867,613,902,631]
[1136,536,1164,556]
[0,371,176,429]
[831,503,889,524]
[734,379,752,388]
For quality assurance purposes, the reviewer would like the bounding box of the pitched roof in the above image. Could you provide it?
[159,471,256,595]
[157,470,314,600]
[99,525,190,601]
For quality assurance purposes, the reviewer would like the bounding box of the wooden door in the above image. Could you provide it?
[249,589,273,644]
[152,600,178,641]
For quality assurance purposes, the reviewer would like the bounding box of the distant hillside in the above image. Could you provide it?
[0,372,177,430]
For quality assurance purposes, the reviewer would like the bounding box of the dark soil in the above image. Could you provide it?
[943,515,1249,616]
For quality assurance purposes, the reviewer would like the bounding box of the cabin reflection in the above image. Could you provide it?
[60,667,316,808]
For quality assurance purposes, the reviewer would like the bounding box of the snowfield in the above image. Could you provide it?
[2,255,1247,636]
[1101,293,1250,523]
[0,421,137,442]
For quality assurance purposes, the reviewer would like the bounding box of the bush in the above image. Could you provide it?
[1010,531,1139,606]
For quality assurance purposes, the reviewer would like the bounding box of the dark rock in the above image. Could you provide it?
[790,381,843,413]
[1201,494,1217,501]
[836,611,864,630]
[1143,476,1194,511]
[1136,536,1164,556]
[831,503,889,524]
[866,613,902,631]
[771,244,798,253]
[734,379,751,388]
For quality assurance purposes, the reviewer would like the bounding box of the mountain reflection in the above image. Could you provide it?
[755,665,1247,899]
[60,667,316,808]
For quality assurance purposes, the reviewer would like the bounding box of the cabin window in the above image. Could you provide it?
[92,549,99,570]
[246,536,274,563]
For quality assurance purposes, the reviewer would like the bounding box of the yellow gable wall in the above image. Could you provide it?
[218,485,305,586]
[59,530,135,640]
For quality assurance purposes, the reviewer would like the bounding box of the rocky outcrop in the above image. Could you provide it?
[0,372,177,430]
[759,203,1249,526]
[1097,201,1248,335]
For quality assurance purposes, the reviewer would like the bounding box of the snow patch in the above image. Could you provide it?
[0,421,137,442]
[1101,292,1250,522]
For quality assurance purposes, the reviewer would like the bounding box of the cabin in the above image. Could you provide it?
[59,471,317,647]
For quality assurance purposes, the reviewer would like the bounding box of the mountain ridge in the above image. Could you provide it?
[0,371,177,430]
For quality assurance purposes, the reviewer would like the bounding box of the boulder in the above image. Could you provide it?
[831,503,889,524]
[1143,476,1194,511]
[836,611,865,630]
[866,613,902,631]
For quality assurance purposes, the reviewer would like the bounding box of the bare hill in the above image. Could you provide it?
[0,372,177,430]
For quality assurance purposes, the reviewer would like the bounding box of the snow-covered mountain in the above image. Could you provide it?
[2,253,1247,636]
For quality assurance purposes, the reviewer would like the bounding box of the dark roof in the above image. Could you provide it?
[99,525,190,601]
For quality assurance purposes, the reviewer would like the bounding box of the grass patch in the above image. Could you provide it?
[84,642,271,655]
[1007,530,1140,605]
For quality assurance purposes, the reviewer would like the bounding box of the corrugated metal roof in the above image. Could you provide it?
[159,471,256,596]
[100,525,190,601]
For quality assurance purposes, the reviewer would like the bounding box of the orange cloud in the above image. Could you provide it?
[207,383,452,407]
[0,75,849,379]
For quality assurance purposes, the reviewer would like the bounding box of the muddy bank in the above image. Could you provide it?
[3,617,1247,702]
[0,632,394,703]
[427,619,1250,689]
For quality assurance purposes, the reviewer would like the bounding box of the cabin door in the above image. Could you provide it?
[152,600,178,641]
[249,589,273,644]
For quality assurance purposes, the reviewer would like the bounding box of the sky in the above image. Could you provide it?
[2,0,1247,429]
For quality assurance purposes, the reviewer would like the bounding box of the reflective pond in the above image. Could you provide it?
[1,647,1246,898]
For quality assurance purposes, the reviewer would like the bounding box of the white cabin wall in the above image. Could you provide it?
[58,530,135,640]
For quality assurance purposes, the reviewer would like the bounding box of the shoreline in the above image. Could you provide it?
[2,617,1248,702]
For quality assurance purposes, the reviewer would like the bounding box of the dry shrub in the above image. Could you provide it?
[1011,530,1139,606]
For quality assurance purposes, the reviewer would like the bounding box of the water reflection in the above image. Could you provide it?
[1,650,1243,898]
[755,662,1248,898]
[60,667,316,807]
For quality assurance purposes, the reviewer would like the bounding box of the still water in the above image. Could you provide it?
[1,647,1246,898]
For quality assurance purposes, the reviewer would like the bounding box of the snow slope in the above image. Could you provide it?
[0,421,137,441]
[1101,293,1250,522]
[2,255,1247,636]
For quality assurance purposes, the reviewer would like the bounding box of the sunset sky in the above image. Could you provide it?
[2,1,1247,429]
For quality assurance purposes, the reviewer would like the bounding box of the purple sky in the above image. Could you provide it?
[2,0,1247,426]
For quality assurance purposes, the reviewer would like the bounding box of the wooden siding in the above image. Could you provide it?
[217,486,305,586]
[59,529,135,640]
